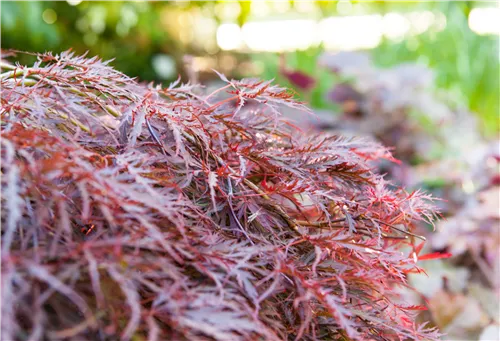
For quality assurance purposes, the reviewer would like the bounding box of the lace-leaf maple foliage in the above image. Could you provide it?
[1,51,441,341]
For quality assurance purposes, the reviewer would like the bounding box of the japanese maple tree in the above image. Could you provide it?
[1,51,441,341]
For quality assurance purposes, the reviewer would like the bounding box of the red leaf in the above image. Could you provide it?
[281,70,316,91]
[417,252,453,261]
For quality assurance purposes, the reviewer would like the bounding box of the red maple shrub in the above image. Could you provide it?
[1,51,441,341]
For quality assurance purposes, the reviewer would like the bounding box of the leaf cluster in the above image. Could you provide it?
[1,51,440,341]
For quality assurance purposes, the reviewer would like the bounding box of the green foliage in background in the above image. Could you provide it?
[255,2,499,137]
[371,2,499,137]
[2,1,175,80]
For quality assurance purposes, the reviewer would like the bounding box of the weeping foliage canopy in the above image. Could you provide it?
[1,51,440,341]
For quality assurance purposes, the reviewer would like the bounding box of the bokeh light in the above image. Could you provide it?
[42,8,57,24]
[469,7,500,35]
[67,0,82,6]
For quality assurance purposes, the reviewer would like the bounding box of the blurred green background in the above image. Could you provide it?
[2,1,498,136]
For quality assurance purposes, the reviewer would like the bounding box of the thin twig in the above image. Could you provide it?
[368,217,426,241]
[295,218,354,227]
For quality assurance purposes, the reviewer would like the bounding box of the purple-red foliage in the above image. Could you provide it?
[1,51,441,341]
[279,54,316,92]
[280,70,316,92]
